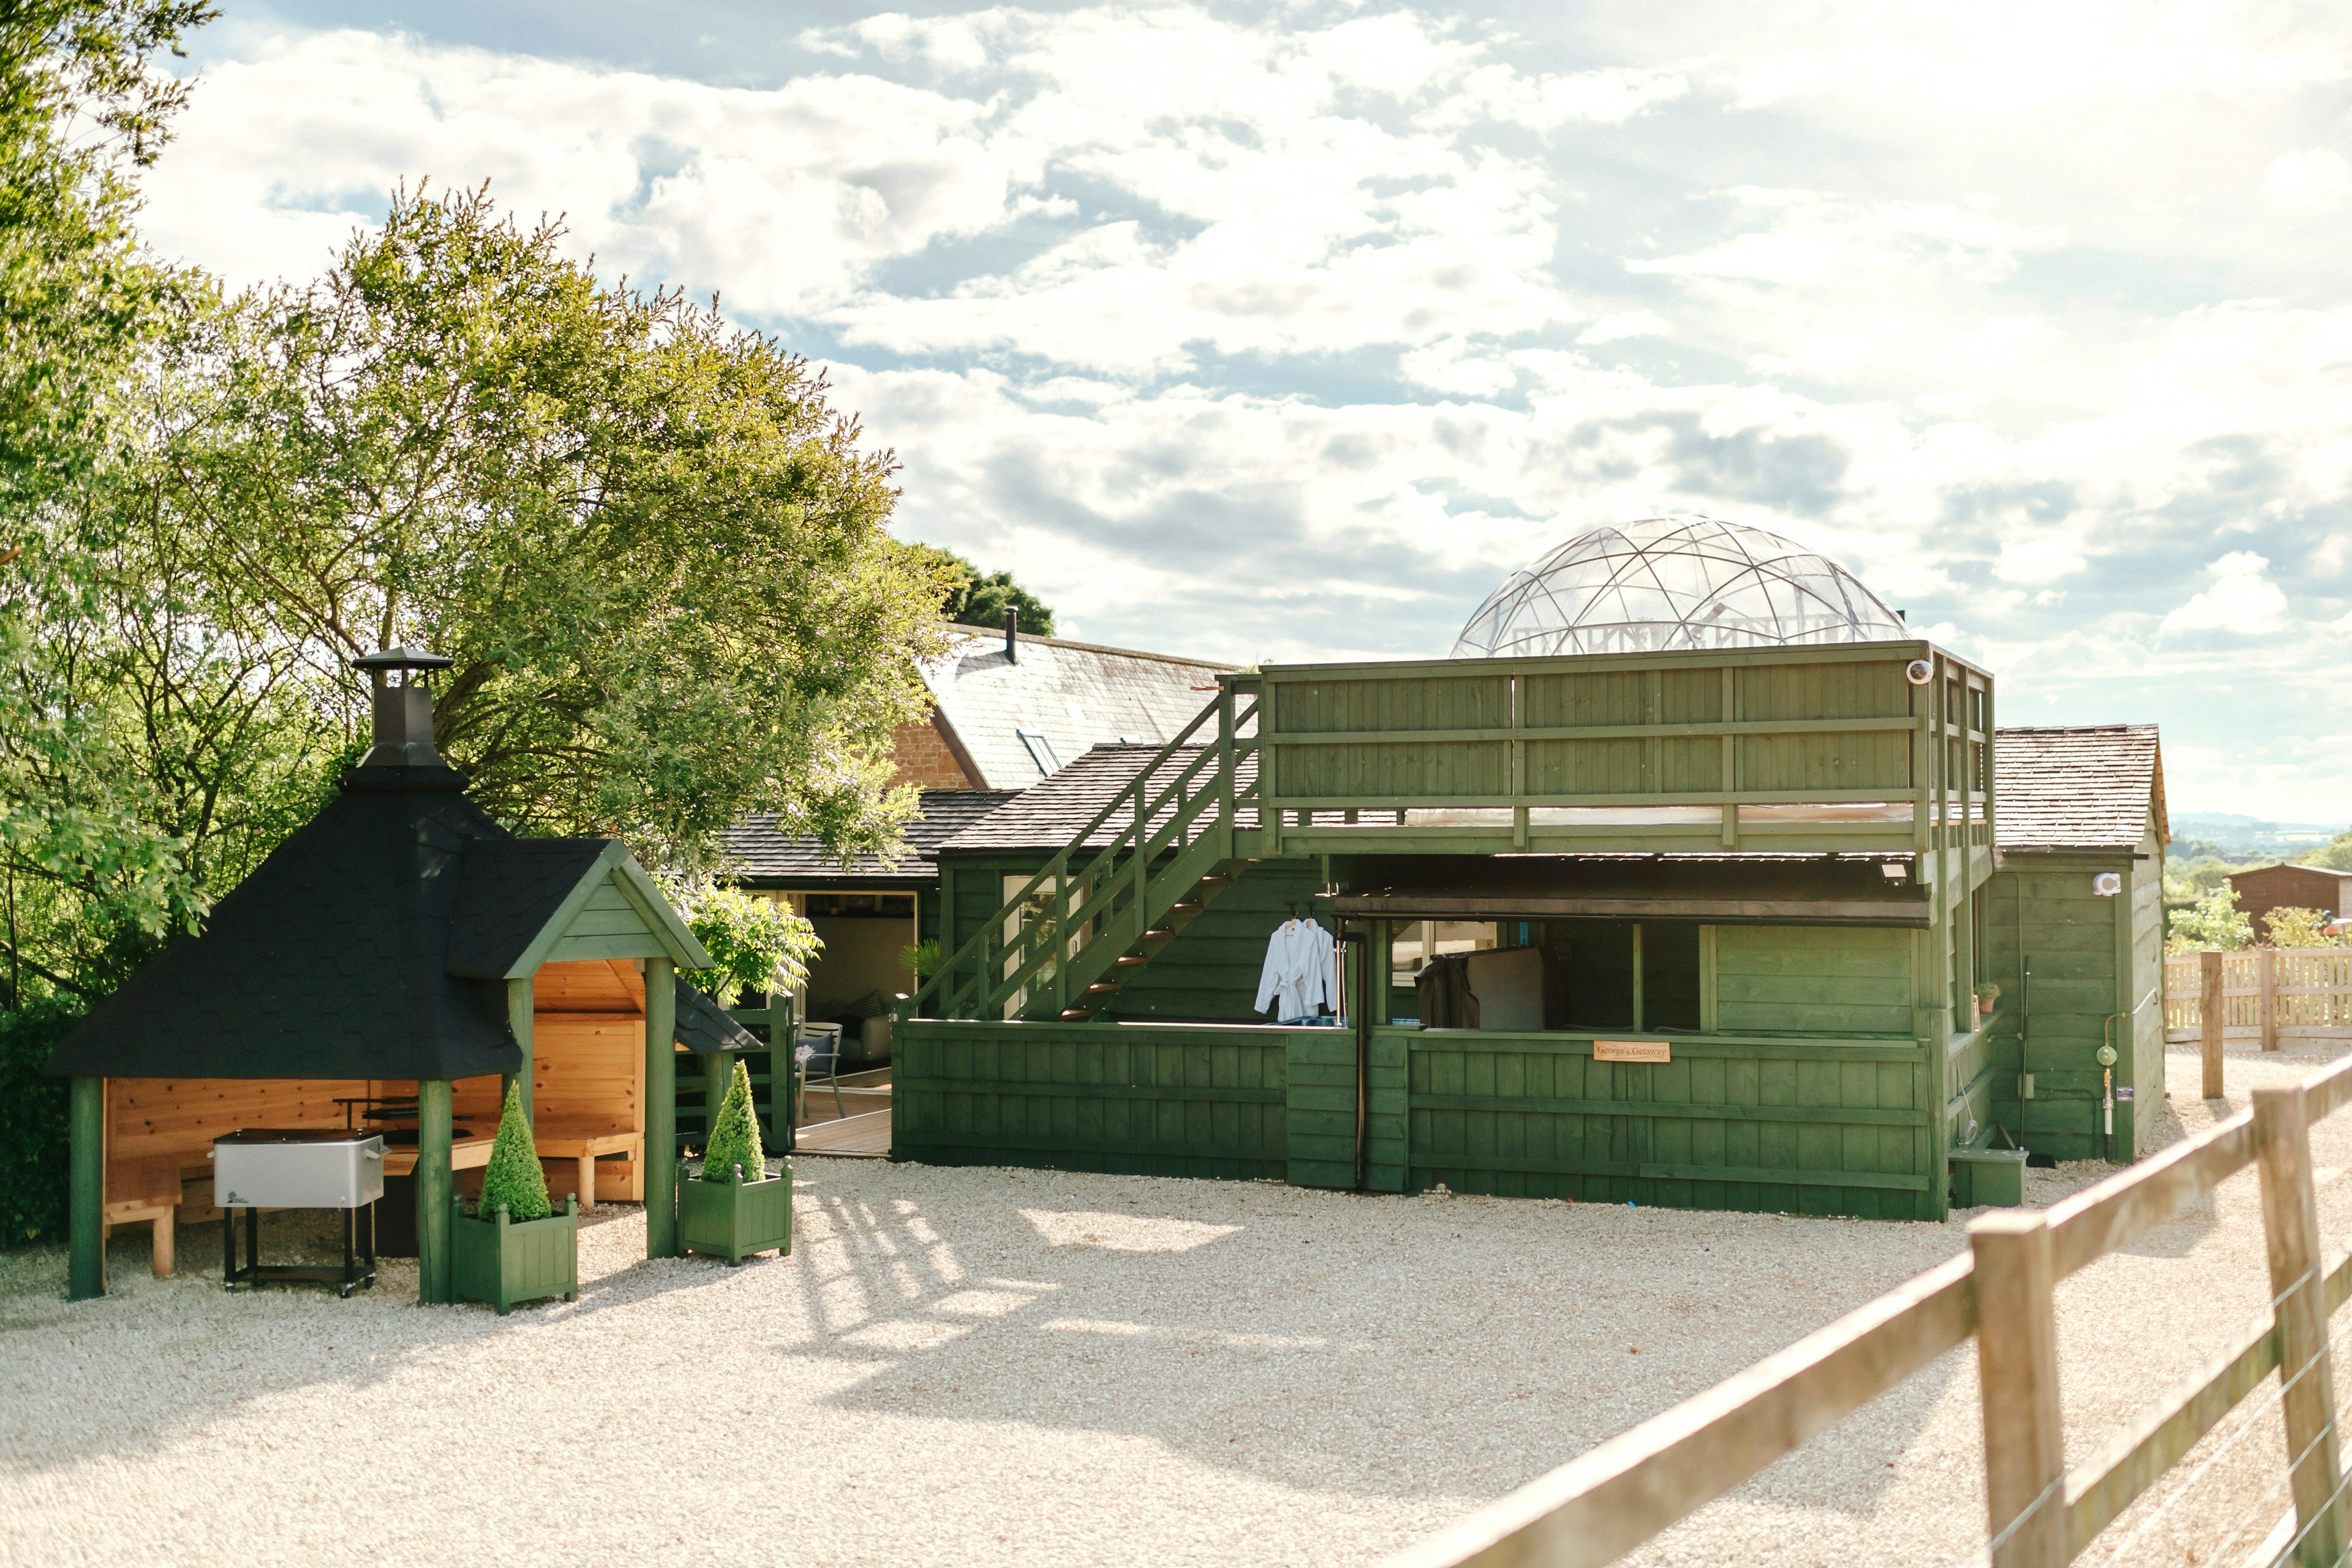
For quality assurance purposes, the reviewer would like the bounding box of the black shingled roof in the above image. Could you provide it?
[721,788,1024,888]
[446,839,616,978]
[47,766,527,1081]
[47,763,728,1081]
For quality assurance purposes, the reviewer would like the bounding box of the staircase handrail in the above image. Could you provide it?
[911,680,1258,1020]
[976,734,1246,1019]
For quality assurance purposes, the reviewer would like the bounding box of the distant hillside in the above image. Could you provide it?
[2172,813,2348,858]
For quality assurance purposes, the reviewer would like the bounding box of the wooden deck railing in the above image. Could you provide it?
[2168,949,2352,1048]
[1389,1051,2352,1568]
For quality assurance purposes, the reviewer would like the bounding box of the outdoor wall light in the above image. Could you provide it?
[2093,872,2122,897]
[1880,862,1908,881]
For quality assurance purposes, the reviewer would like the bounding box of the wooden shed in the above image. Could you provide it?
[1980,725,2168,1163]
[2226,863,2352,940]
[903,634,2005,1219]
[44,649,758,1302]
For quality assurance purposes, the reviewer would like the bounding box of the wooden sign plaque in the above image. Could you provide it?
[1593,1039,1671,1064]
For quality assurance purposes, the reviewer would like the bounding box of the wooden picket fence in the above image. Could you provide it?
[2168,949,2352,1047]
[1390,1050,2352,1568]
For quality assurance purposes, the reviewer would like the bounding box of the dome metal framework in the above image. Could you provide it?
[1451,514,1907,659]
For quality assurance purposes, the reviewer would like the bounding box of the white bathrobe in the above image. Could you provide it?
[1254,919,1337,1020]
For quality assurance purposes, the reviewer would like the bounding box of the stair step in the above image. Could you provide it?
[1197,876,1234,888]
[1058,1008,1096,1021]
[1085,982,1122,995]
[1112,956,1152,968]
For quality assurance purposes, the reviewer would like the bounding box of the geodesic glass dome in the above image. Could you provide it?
[1451,514,1907,658]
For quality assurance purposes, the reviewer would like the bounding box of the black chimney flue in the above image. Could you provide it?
[351,647,454,769]
[1005,606,1018,663]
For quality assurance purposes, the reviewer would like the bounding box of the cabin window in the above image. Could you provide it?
[1390,919,1706,1033]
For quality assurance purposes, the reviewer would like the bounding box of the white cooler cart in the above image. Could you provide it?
[211,1129,385,1297]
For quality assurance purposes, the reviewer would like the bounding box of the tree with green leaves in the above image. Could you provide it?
[0,0,226,1005]
[156,183,955,879]
[2166,883,2252,953]
[679,881,820,1003]
[904,543,1055,637]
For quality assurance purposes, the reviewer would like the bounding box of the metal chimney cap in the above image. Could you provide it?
[351,647,453,673]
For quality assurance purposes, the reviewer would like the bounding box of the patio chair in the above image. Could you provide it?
[798,1022,847,1121]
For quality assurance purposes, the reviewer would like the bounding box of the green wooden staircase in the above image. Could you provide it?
[911,684,1261,1022]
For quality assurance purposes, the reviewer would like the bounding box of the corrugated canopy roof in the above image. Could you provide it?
[1993,724,2166,854]
[923,630,1233,789]
[721,789,1025,887]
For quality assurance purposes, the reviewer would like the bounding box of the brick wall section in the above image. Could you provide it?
[891,718,973,790]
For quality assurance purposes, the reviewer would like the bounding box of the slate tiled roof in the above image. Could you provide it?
[1994,725,2166,853]
[924,630,1234,789]
[721,788,1025,887]
[938,745,1260,853]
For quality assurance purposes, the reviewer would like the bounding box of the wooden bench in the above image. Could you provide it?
[532,1123,640,1212]
[103,1157,182,1277]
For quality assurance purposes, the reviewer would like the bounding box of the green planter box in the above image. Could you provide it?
[453,1194,579,1314]
[677,1164,793,1264]
[1951,1147,2027,1209]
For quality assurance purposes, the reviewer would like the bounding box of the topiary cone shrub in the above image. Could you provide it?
[699,1058,766,1183]
[478,1080,552,1221]
[679,1057,790,1264]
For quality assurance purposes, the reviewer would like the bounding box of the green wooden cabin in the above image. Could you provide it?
[902,636,2014,1219]
[1978,725,2168,1163]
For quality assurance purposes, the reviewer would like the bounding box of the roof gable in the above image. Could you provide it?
[445,840,709,978]
[922,630,1231,789]
[1994,725,2164,854]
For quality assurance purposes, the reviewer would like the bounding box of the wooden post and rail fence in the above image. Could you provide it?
[1390,1045,2352,1568]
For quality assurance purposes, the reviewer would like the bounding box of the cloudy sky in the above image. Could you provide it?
[146,1,2352,820]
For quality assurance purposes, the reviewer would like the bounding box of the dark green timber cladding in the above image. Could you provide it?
[935,852,1327,1023]
[1400,1031,1932,1218]
[1284,1028,1406,1191]
[1714,926,1912,1035]
[893,1021,1299,1178]
[1110,860,1327,1021]
[1978,821,2165,1163]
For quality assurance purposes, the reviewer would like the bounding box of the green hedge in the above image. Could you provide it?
[0,1001,82,1246]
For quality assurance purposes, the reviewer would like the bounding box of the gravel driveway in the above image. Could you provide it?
[2,1042,2344,1568]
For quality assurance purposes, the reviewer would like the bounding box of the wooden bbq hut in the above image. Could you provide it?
[45,649,759,1302]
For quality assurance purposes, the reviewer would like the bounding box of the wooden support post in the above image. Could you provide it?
[644,956,678,1259]
[1970,1210,2065,1568]
[67,1076,105,1302]
[2201,949,2226,1099]
[2259,946,2280,1052]
[505,975,535,1122]
[417,1079,453,1305]
[700,1050,728,1147]
[2253,1084,2347,1568]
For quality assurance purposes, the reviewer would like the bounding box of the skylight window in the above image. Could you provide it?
[1017,728,1061,776]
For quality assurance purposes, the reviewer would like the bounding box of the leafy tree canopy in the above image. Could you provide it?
[1,0,233,1003]
[904,543,1055,637]
[159,184,953,876]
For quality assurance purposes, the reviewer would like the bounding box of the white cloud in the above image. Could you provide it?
[2265,148,2352,214]
[1994,537,2086,586]
[2161,552,2291,636]
[134,1,2352,816]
